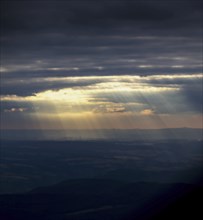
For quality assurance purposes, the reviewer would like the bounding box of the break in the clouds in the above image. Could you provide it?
[1,74,202,129]
[0,0,202,129]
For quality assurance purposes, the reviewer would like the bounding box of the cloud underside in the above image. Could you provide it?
[1,0,202,77]
[0,0,202,129]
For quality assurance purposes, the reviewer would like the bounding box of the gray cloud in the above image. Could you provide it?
[0,76,106,96]
[1,0,202,78]
[2,0,202,32]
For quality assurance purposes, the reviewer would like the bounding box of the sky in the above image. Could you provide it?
[0,0,202,130]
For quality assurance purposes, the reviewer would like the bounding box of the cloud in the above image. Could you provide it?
[2,0,202,31]
[0,76,108,96]
[93,104,126,114]
[4,107,27,113]
[1,74,202,117]
[0,0,202,129]
[1,0,202,80]
[140,109,154,116]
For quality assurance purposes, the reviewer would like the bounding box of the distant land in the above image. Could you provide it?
[0,131,202,219]
[0,139,202,194]
[0,128,202,141]
[1,179,202,220]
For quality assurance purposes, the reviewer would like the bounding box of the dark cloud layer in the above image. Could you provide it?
[1,0,202,77]
[2,0,202,31]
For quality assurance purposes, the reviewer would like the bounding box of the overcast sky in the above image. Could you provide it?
[0,0,202,130]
